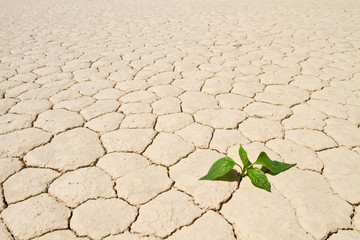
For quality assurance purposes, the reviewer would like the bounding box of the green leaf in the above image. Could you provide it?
[199,157,236,180]
[247,167,271,191]
[238,144,248,168]
[254,152,296,175]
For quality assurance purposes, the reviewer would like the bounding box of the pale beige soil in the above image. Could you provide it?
[0,0,360,239]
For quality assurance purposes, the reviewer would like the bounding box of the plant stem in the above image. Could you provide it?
[235,162,243,171]
[247,163,255,169]
[235,162,246,178]
[241,168,246,177]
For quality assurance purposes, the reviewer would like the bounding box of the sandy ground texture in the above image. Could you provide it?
[1,0,360,239]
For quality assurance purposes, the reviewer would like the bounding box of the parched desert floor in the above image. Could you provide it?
[0,0,360,239]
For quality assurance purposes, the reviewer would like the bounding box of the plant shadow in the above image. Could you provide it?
[213,169,241,182]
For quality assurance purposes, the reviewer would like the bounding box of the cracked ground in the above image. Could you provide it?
[1,0,360,239]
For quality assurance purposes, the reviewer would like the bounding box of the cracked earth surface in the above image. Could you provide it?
[0,0,360,239]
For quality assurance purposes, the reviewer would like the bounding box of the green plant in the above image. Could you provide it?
[199,145,296,191]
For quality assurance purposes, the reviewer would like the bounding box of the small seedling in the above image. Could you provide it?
[199,145,296,191]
